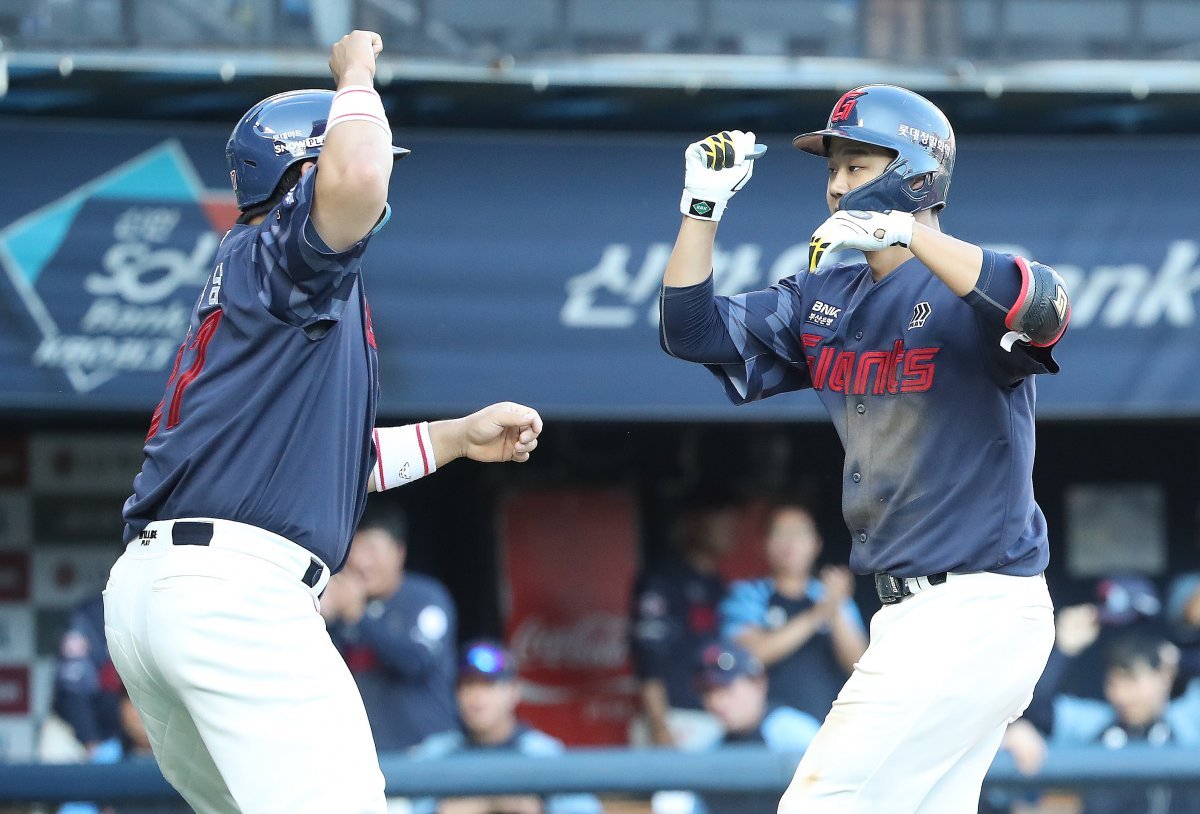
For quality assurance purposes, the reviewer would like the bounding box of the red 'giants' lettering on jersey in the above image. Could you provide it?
[801,333,939,395]
[364,299,377,350]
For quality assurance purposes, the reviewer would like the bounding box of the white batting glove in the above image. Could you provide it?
[808,210,915,272]
[681,130,757,222]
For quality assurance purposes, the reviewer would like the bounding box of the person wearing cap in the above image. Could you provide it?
[719,503,867,722]
[628,484,741,749]
[687,642,820,814]
[1001,625,1200,814]
[322,501,458,751]
[411,639,602,814]
[52,595,123,756]
[695,641,820,750]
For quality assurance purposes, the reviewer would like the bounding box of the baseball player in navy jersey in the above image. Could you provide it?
[659,85,1071,813]
[103,31,541,814]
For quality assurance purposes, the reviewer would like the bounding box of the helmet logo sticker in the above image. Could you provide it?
[829,90,866,124]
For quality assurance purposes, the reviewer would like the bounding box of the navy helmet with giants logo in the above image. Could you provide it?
[226,89,411,210]
[793,85,955,213]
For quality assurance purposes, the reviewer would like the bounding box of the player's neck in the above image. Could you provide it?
[774,573,810,598]
[866,245,914,281]
[867,210,940,281]
[471,717,518,746]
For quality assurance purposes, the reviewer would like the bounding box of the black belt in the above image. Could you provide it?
[874,571,948,605]
[171,521,325,589]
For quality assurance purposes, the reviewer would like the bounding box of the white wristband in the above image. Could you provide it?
[680,191,727,222]
[327,84,391,136]
[372,423,436,491]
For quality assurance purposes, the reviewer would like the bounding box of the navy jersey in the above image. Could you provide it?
[720,578,864,720]
[122,169,381,570]
[328,572,458,751]
[630,557,725,709]
[661,250,1062,578]
[53,595,123,746]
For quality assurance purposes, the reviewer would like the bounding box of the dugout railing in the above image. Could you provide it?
[1,745,1199,805]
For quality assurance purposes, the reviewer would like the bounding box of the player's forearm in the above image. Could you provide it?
[639,679,674,741]
[736,613,825,667]
[829,614,868,673]
[313,36,394,251]
[664,218,719,288]
[908,224,984,297]
[428,419,466,466]
[323,67,392,183]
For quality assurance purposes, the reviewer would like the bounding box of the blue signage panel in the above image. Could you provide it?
[1,121,1197,420]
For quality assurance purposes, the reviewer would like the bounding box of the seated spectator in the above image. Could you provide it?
[412,639,602,814]
[629,486,740,748]
[52,595,123,755]
[59,683,191,814]
[323,502,458,750]
[677,642,819,814]
[719,503,866,721]
[1167,515,1200,681]
[1003,604,1200,814]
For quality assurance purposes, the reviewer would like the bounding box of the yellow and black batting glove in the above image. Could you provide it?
[681,129,759,222]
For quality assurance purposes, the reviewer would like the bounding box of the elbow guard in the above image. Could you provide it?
[1002,257,1070,350]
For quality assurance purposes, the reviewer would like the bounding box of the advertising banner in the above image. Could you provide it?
[2,122,1198,420]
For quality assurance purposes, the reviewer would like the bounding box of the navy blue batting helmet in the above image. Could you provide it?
[793,85,955,213]
[226,89,411,210]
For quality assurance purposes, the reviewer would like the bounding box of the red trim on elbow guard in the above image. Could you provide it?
[1005,256,1033,331]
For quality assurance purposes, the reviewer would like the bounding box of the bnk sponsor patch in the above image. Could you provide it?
[805,300,843,329]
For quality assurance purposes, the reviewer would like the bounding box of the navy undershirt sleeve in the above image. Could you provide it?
[658,276,741,363]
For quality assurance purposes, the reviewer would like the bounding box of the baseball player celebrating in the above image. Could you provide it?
[104,31,541,814]
[659,85,1070,813]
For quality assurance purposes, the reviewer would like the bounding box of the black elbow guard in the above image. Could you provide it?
[1004,257,1070,349]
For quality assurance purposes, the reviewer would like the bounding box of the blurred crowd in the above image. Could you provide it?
[38,494,1200,814]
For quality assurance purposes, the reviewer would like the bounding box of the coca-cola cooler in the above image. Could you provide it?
[501,489,640,745]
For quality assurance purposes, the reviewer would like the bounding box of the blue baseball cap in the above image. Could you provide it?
[459,639,518,682]
[1097,574,1161,626]
[695,642,764,691]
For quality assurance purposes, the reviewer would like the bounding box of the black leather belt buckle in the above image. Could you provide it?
[302,558,324,589]
[875,572,911,605]
[172,521,214,546]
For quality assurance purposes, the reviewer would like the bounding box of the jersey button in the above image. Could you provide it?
[856,403,866,414]
[857,532,868,543]
[855,331,863,340]
[852,472,861,483]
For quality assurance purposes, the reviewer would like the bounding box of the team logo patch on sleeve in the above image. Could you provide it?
[908,302,932,329]
[805,300,843,329]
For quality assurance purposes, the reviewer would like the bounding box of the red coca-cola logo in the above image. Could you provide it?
[509,613,629,671]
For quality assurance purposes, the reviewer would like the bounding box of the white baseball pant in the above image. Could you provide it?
[103,518,387,814]
[778,571,1055,814]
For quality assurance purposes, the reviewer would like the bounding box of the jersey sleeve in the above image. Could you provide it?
[760,706,821,752]
[254,168,376,329]
[707,278,814,404]
[837,596,865,631]
[719,580,770,641]
[962,250,1062,380]
[1048,695,1116,745]
[358,584,456,679]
